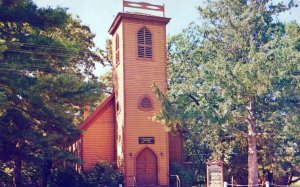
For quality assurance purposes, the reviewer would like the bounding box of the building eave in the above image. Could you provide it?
[108,12,171,35]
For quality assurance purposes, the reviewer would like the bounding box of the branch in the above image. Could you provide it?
[188,93,200,106]
[290,177,300,185]
[203,94,222,119]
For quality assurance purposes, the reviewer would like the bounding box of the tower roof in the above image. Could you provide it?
[108,12,170,35]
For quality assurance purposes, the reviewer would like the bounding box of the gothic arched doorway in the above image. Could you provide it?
[136,148,158,186]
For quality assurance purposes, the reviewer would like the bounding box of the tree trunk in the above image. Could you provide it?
[42,160,52,187]
[248,135,258,186]
[247,98,259,186]
[13,158,22,187]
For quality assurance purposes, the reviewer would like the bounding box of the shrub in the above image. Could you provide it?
[170,162,195,187]
[49,166,83,187]
[82,162,123,187]
[49,162,122,187]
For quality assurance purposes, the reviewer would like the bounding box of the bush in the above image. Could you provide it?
[49,162,122,187]
[170,163,195,187]
[49,166,83,187]
[0,167,13,187]
[82,162,123,187]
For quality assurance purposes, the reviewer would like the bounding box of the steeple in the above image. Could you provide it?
[109,1,171,186]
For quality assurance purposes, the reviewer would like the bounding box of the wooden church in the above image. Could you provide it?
[72,2,183,186]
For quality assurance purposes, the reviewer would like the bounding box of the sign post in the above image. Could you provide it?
[207,161,224,187]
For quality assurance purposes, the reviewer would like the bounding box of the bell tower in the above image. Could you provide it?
[109,1,170,186]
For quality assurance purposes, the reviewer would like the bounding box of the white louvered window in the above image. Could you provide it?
[137,27,152,59]
[116,34,120,64]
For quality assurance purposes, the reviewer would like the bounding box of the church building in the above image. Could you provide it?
[73,2,183,186]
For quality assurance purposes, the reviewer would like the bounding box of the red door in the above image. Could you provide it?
[136,148,158,186]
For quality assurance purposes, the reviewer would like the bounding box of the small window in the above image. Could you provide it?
[116,34,120,64]
[138,95,154,111]
[137,27,152,59]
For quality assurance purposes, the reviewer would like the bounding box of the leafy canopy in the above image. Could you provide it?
[0,0,106,185]
[155,0,300,184]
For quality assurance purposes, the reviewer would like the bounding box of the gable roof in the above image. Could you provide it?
[79,94,115,131]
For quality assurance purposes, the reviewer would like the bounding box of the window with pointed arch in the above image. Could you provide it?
[115,34,120,64]
[137,27,152,59]
[138,95,154,111]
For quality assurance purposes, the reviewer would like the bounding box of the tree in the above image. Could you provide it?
[155,0,300,185]
[0,0,105,186]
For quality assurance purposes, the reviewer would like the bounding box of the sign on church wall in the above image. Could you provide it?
[138,137,155,144]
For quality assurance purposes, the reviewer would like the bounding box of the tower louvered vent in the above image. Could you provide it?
[138,27,152,59]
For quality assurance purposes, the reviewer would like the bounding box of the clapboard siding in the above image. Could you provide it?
[169,133,183,165]
[122,17,169,186]
[113,23,126,172]
[82,98,115,170]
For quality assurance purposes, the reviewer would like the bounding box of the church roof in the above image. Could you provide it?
[79,94,115,131]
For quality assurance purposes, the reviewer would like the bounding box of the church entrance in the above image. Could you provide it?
[136,148,158,186]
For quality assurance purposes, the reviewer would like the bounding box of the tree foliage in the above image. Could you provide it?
[155,0,300,185]
[0,0,106,186]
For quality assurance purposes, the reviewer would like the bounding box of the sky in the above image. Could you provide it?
[33,0,300,75]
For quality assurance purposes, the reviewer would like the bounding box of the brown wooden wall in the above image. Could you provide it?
[113,22,125,171]
[122,17,169,186]
[81,99,115,170]
[169,133,183,166]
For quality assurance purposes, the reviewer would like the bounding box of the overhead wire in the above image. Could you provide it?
[5,49,78,58]
[0,41,107,70]
[0,41,107,76]
[0,67,83,76]
[1,41,102,56]
[3,56,70,62]
[0,63,88,74]
[2,41,82,51]
[2,58,96,71]
[0,58,95,75]
[4,47,98,58]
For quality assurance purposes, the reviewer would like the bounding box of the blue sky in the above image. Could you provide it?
[33,0,300,75]
[33,0,205,49]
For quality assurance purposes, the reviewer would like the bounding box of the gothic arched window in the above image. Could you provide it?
[137,27,152,59]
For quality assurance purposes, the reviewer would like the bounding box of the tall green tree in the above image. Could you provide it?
[155,0,300,185]
[0,0,105,186]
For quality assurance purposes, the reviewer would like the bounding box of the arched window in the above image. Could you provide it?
[138,95,154,111]
[116,34,120,64]
[137,27,152,59]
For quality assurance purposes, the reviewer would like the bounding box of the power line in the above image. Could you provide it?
[4,56,68,62]
[2,58,99,73]
[0,41,107,65]
[1,41,81,52]
[5,49,77,58]
[1,41,101,55]
[0,67,83,76]
[4,47,99,58]
[0,63,87,73]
